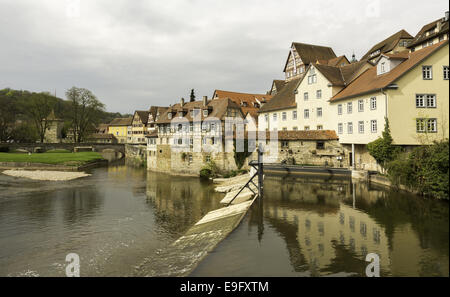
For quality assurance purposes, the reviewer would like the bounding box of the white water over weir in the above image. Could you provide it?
[135,159,264,276]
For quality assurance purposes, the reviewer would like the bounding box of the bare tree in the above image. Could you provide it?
[65,87,105,143]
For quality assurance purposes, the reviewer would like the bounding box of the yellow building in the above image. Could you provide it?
[108,117,132,144]
[329,41,449,170]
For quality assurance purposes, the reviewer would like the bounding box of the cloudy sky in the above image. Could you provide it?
[0,0,448,113]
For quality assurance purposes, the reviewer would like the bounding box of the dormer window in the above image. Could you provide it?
[203,110,208,117]
[168,113,172,120]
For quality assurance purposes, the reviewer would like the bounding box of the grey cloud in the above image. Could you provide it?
[0,0,448,113]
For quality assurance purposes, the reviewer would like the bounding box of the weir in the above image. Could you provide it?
[134,149,264,276]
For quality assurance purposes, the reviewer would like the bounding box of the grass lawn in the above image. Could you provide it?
[0,152,105,166]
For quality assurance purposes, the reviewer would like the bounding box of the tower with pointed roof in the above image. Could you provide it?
[43,110,64,143]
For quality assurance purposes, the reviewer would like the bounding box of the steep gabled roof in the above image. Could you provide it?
[313,63,346,86]
[259,78,301,113]
[213,90,272,120]
[283,42,337,72]
[408,17,449,48]
[156,98,243,124]
[361,29,413,60]
[318,55,350,67]
[331,41,448,102]
[134,110,150,125]
[109,117,133,126]
[270,80,287,95]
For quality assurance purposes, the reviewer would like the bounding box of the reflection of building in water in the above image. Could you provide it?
[145,172,222,235]
[261,176,449,276]
[262,176,390,274]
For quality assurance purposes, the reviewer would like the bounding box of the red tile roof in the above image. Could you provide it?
[331,41,448,102]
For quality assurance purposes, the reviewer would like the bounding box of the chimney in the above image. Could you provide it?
[180,97,185,107]
[202,96,208,106]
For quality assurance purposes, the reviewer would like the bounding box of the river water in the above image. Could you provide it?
[0,165,448,277]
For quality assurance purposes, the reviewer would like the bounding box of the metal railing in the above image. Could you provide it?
[227,147,264,206]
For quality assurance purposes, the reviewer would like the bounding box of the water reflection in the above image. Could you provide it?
[193,174,449,277]
[0,164,222,277]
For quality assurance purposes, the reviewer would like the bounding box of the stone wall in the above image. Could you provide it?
[148,144,239,176]
[125,144,147,166]
[249,139,347,168]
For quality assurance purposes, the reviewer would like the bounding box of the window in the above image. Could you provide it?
[317,107,322,117]
[317,125,323,130]
[338,123,343,134]
[304,126,310,131]
[168,113,172,120]
[416,119,426,132]
[338,104,343,115]
[347,122,353,134]
[444,66,449,80]
[282,112,287,121]
[264,114,269,123]
[381,62,385,73]
[347,102,353,114]
[427,119,437,132]
[416,118,438,133]
[293,126,298,131]
[358,99,364,112]
[304,92,309,101]
[282,127,287,131]
[308,69,317,84]
[358,121,364,134]
[281,141,289,148]
[304,109,309,119]
[316,90,322,99]
[422,66,432,80]
[316,141,325,150]
[273,113,277,121]
[371,120,377,133]
[370,97,377,110]
[416,94,436,108]
[426,94,436,108]
[293,110,297,120]
[203,110,208,117]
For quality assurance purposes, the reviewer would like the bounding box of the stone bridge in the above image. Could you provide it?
[0,143,126,162]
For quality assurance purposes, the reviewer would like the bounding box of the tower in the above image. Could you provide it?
[43,110,64,143]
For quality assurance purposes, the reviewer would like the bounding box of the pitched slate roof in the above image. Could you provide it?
[361,29,413,60]
[156,98,243,124]
[258,78,301,113]
[270,80,286,95]
[283,42,337,72]
[109,117,133,126]
[212,90,272,119]
[408,17,449,48]
[318,55,349,67]
[313,63,346,86]
[134,110,150,125]
[331,41,448,102]
[148,106,168,121]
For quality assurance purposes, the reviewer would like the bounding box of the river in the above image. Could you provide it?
[0,165,448,276]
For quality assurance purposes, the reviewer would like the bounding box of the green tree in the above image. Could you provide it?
[367,117,400,169]
[190,89,196,102]
[65,87,105,143]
